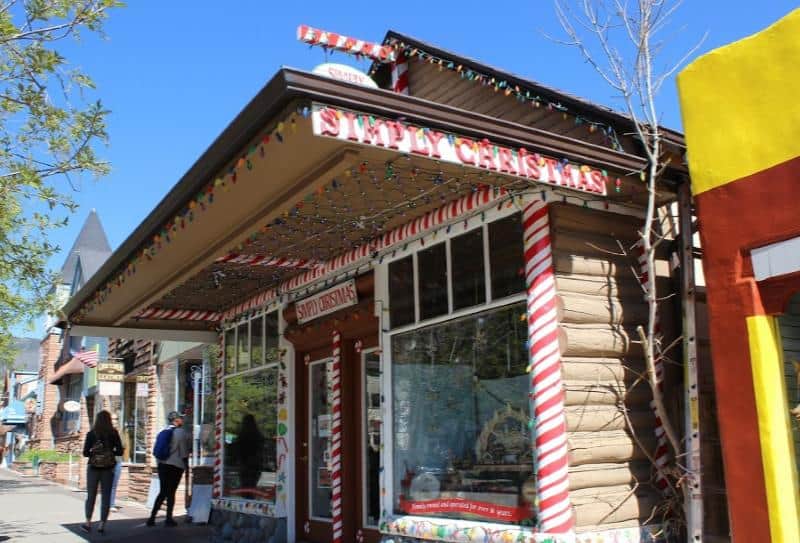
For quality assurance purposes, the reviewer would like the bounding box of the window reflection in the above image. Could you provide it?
[489,213,525,300]
[451,229,486,310]
[418,243,448,320]
[392,302,534,525]
[223,367,278,501]
[389,256,415,328]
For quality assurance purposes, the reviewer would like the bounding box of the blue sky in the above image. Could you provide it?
[15,1,798,336]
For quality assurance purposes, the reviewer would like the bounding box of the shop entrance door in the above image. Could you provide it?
[295,332,381,543]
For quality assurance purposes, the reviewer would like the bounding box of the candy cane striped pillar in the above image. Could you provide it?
[522,199,574,534]
[213,333,225,498]
[330,330,343,542]
[635,238,670,491]
[391,49,409,95]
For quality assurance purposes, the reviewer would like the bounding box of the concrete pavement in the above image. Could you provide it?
[0,467,210,542]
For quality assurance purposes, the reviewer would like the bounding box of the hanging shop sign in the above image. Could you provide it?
[312,104,609,195]
[296,279,358,324]
[98,381,122,396]
[97,362,124,382]
[312,63,378,89]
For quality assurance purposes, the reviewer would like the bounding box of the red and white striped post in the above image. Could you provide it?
[522,199,574,534]
[635,239,670,491]
[391,49,409,95]
[330,330,343,542]
[212,333,225,498]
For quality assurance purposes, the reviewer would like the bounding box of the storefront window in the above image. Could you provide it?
[389,212,525,329]
[225,328,236,373]
[389,256,415,328]
[418,243,448,320]
[489,213,525,299]
[237,322,250,372]
[363,351,382,527]
[451,229,486,310]
[58,374,82,435]
[309,360,332,518]
[201,346,219,461]
[250,315,264,367]
[223,366,278,501]
[159,359,178,426]
[391,302,534,525]
[264,312,279,362]
[224,311,279,374]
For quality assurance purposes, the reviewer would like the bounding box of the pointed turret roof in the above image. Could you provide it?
[59,209,112,287]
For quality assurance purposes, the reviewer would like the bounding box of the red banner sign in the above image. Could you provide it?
[312,104,608,196]
[399,496,530,522]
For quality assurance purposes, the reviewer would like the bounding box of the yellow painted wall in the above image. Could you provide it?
[677,8,800,195]
[747,316,800,542]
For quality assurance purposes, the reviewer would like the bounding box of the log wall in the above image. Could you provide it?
[550,204,666,532]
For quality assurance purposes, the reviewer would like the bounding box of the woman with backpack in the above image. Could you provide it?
[81,410,124,534]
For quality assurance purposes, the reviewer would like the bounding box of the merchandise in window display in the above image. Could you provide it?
[392,303,535,525]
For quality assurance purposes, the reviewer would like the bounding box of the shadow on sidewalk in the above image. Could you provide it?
[0,476,59,493]
[62,515,210,542]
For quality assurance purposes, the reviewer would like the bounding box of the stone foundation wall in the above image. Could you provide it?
[125,463,188,510]
[127,464,153,503]
[38,460,83,487]
[209,509,286,543]
[54,434,83,455]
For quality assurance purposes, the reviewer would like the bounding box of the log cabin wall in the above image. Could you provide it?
[549,203,669,532]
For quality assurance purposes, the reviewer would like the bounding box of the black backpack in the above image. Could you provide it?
[89,436,116,469]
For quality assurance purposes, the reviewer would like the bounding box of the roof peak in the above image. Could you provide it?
[59,210,112,284]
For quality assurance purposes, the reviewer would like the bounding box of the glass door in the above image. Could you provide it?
[360,350,383,543]
[298,357,335,543]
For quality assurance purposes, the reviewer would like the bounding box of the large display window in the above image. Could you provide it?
[223,366,279,501]
[222,310,281,503]
[387,210,534,525]
[391,302,534,524]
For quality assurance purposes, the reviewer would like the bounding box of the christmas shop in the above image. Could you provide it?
[59,27,713,543]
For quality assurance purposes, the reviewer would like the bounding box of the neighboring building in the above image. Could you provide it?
[678,8,800,542]
[57,27,717,543]
[0,337,40,466]
[30,209,112,456]
[97,338,214,507]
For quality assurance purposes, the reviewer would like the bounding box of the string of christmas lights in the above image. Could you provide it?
[369,41,625,152]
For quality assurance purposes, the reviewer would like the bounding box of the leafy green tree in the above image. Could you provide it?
[0,0,120,365]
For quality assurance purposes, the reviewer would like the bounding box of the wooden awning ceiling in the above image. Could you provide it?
[61,69,681,336]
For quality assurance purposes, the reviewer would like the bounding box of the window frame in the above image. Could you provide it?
[379,202,531,526]
[220,308,282,504]
[386,206,526,332]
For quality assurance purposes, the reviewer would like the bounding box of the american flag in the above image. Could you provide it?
[75,346,99,368]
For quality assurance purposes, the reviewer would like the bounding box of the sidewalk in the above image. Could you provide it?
[0,467,210,542]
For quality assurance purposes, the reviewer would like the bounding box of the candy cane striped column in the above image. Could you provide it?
[635,239,670,491]
[391,49,409,95]
[522,199,574,534]
[330,330,343,542]
[213,333,225,498]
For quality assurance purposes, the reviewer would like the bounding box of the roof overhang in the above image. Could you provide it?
[61,68,670,336]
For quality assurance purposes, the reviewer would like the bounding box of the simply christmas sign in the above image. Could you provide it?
[312,104,608,196]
